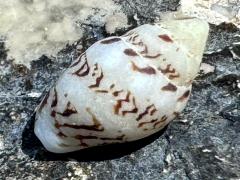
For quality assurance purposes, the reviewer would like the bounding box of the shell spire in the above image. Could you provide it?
[156,18,209,83]
[34,18,209,153]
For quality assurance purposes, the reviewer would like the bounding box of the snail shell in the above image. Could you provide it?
[34,18,209,153]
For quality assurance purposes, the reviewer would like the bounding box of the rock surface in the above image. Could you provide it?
[0,0,239,179]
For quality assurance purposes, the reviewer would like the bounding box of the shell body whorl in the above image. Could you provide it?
[34,18,209,153]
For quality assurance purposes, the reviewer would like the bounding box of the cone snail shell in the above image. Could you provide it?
[34,18,209,153]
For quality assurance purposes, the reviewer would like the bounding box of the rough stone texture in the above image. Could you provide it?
[0,0,239,179]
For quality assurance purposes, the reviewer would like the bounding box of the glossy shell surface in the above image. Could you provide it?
[35,18,209,153]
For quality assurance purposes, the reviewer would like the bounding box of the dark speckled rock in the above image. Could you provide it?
[0,0,239,179]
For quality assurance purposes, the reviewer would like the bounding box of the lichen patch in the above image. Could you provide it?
[0,0,127,67]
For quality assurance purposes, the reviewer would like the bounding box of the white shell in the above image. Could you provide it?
[34,18,209,153]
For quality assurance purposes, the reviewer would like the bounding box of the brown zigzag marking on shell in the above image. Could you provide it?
[51,88,58,108]
[76,135,96,147]
[70,52,86,68]
[72,54,90,77]
[161,83,177,92]
[113,90,124,97]
[58,132,67,137]
[131,61,156,75]
[136,104,157,121]
[57,120,104,131]
[132,34,139,41]
[112,90,123,97]
[110,84,115,89]
[51,110,56,118]
[124,49,138,56]
[158,64,180,79]
[178,90,190,102]
[74,134,125,148]
[159,34,173,43]
[101,38,121,44]
[114,91,130,115]
[138,119,158,128]
[53,117,61,129]
[132,41,144,46]
[114,91,138,116]
[38,91,50,113]
[124,31,139,42]
[93,64,98,71]
[141,45,161,59]
[74,137,89,147]
[122,96,138,116]
[89,64,104,89]
[75,135,125,141]
[153,115,168,128]
[150,108,157,116]
[169,74,180,79]
[51,109,73,140]
[126,33,161,59]
[55,119,69,141]
[144,54,161,59]
[57,101,77,117]
[75,135,98,140]
[158,64,175,74]
[95,90,108,93]
[53,108,104,132]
